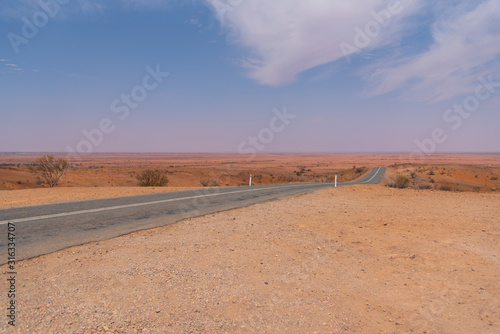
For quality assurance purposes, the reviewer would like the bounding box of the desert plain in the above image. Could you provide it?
[0,153,499,333]
[1,153,499,207]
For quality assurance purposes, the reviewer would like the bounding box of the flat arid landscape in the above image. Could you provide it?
[1,153,499,207]
[2,0,500,332]
[0,153,499,333]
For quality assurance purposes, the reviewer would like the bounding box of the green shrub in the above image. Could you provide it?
[137,169,168,186]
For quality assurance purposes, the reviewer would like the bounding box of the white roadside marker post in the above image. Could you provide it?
[249,174,252,187]
[335,175,337,188]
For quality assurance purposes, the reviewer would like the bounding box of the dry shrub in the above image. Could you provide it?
[137,169,168,187]
[27,155,68,187]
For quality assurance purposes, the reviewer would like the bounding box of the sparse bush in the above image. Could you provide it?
[429,178,435,183]
[491,177,498,181]
[137,169,168,187]
[27,155,68,187]
[388,176,410,189]
[200,179,221,187]
[428,170,435,175]
[355,168,364,174]
[419,184,432,190]
[439,185,452,191]
[396,176,410,189]
[410,172,417,179]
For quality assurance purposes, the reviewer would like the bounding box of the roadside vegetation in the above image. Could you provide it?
[137,169,168,187]
[200,179,221,187]
[386,164,500,193]
[27,155,68,187]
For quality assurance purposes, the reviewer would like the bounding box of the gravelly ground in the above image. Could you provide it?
[1,185,499,333]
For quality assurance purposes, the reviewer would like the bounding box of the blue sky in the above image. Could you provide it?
[1,0,499,155]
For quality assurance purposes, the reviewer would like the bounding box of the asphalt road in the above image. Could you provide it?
[0,167,385,264]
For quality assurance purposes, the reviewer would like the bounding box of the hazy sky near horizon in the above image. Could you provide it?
[1,0,499,154]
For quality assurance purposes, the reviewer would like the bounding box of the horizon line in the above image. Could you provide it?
[1,151,499,155]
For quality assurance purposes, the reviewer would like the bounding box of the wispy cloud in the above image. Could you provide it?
[203,0,424,86]
[363,0,500,103]
[204,0,500,104]
[3,0,498,105]
[185,18,202,28]
[1,61,39,74]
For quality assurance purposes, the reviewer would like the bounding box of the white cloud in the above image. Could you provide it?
[3,0,497,104]
[203,0,424,86]
[363,0,500,103]
[5,63,17,67]
[205,0,500,104]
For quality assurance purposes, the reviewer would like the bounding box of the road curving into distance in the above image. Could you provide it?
[0,167,385,264]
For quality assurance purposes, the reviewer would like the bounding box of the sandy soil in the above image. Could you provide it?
[2,185,498,333]
[383,164,500,193]
[1,153,499,190]
[0,187,199,208]
[1,153,499,209]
